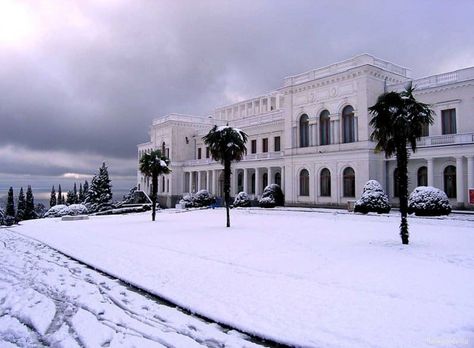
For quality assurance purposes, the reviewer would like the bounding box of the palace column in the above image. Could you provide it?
[456,156,465,204]
[243,168,248,193]
[427,158,434,187]
[188,171,193,193]
[267,167,273,185]
[206,170,211,191]
[467,156,474,191]
[255,168,261,196]
[197,171,202,191]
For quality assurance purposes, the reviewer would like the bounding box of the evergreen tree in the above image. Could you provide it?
[57,185,63,205]
[66,190,76,205]
[83,180,89,201]
[79,183,84,202]
[73,182,78,203]
[50,185,57,207]
[25,185,36,220]
[16,187,26,221]
[84,163,113,211]
[6,187,15,218]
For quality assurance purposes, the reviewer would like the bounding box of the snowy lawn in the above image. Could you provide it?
[13,208,474,348]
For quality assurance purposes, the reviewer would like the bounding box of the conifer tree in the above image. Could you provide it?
[66,190,76,205]
[25,186,36,220]
[79,183,84,202]
[6,187,15,218]
[57,185,63,204]
[84,163,113,211]
[83,180,89,200]
[50,186,57,207]
[73,182,78,203]
[16,187,26,221]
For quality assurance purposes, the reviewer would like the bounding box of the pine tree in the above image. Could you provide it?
[57,185,63,205]
[16,187,26,221]
[66,190,76,205]
[6,187,15,218]
[83,180,89,201]
[73,183,78,203]
[79,183,84,202]
[25,185,36,220]
[85,163,113,212]
[50,186,57,207]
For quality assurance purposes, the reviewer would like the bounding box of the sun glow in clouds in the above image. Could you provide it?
[0,0,36,47]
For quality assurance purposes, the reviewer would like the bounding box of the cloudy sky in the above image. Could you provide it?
[1,0,473,195]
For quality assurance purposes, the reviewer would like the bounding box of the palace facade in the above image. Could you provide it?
[137,54,474,209]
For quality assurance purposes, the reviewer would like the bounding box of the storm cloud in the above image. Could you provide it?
[1,0,473,190]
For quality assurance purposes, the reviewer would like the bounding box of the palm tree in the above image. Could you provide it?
[203,125,248,227]
[139,149,171,221]
[369,83,433,244]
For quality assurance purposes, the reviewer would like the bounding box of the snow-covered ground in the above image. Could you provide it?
[0,229,264,347]
[8,208,474,348]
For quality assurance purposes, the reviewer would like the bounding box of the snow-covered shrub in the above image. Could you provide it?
[192,190,216,207]
[408,186,451,216]
[178,194,194,208]
[44,204,88,218]
[354,180,391,214]
[233,192,251,207]
[259,184,284,208]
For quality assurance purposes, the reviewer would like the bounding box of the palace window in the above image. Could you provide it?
[274,136,281,152]
[197,147,202,159]
[238,172,243,192]
[343,167,355,197]
[319,110,330,145]
[342,106,355,143]
[420,123,429,137]
[320,168,331,197]
[251,139,257,154]
[444,165,456,198]
[417,166,428,187]
[441,109,456,135]
[206,147,210,158]
[299,169,310,196]
[275,172,281,187]
[263,173,268,188]
[299,114,309,147]
[251,173,256,194]
[262,138,268,153]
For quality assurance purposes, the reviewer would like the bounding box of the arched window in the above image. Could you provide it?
[342,105,355,143]
[263,173,268,189]
[320,168,331,197]
[275,172,281,187]
[417,166,428,187]
[299,114,309,148]
[299,169,310,196]
[343,167,355,197]
[319,110,330,145]
[251,173,256,194]
[393,168,400,197]
[237,172,243,192]
[162,142,166,154]
[444,165,456,198]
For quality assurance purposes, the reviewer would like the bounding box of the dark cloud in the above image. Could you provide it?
[0,0,473,185]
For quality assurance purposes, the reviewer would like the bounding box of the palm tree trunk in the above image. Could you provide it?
[224,160,231,227]
[151,172,158,222]
[397,147,409,244]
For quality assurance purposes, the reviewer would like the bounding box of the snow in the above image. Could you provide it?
[408,186,451,215]
[159,159,167,168]
[43,204,88,218]
[8,209,474,347]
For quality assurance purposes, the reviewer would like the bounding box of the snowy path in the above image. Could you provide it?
[0,229,266,348]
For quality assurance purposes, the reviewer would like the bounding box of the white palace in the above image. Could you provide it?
[137,54,474,209]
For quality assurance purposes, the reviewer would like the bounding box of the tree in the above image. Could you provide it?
[50,185,57,207]
[139,150,171,221]
[73,182,78,203]
[6,187,15,218]
[203,125,248,227]
[25,185,36,220]
[78,183,84,202]
[16,187,26,221]
[83,180,89,202]
[57,184,63,205]
[369,83,433,244]
[85,162,113,212]
[66,190,76,205]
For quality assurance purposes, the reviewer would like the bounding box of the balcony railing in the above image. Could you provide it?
[184,151,284,167]
[417,133,474,147]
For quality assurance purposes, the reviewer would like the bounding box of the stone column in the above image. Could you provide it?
[281,166,285,192]
[467,156,474,191]
[206,170,211,191]
[427,158,434,187]
[255,168,261,196]
[197,171,202,191]
[268,167,273,185]
[189,171,193,193]
[456,157,465,204]
[243,168,248,193]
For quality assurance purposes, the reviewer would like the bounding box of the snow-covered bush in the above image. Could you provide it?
[354,180,391,214]
[233,192,251,207]
[408,186,451,216]
[259,184,284,208]
[192,190,216,207]
[179,190,216,208]
[44,204,88,218]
